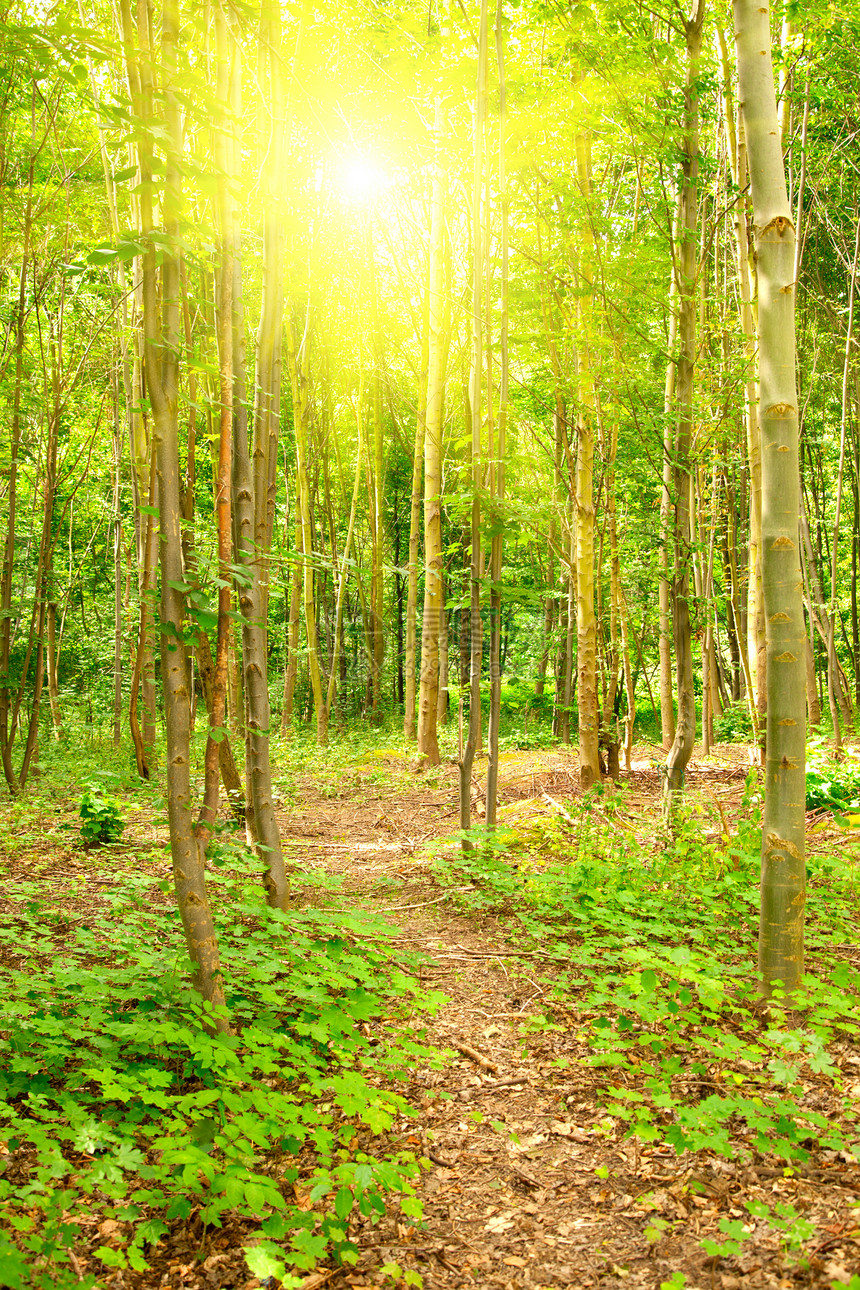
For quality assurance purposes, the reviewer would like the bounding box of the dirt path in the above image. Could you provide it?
[275,750,858,1290]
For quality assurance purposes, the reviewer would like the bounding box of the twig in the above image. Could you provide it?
[452,1042,499,1072]
[451,942,559,961]
[453,1074,531,1094]
[300,1269,341,1290]
[373,885,473,913]
[542,792,574,823]
[428,1156,457,1170]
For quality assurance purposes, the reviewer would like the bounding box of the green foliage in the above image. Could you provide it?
[0,845,443,1284]
[713,702,754,744]
[78,780,125,846]
[430,791,860,1207]
[805,741,860,812]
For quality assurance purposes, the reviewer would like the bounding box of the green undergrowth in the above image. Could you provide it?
[0,842,445,1289]
[806,738,860,814]
[431,781,860,1193]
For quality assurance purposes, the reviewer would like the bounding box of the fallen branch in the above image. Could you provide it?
[452,1041,500,1072]
[543,792,574,823]
[373,885,474,913]
[453,1074,530,1094]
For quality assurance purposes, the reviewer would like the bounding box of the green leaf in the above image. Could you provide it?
[0,1236,30,1289]
[244,1243,286,1281]
[334,1186,353,1220]
[95,1245,128,1268]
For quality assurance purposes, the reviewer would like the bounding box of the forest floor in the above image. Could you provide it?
[256,742,860,1290]
[2,739,859,1290]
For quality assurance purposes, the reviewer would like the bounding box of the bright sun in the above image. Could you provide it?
[339,154,389,204]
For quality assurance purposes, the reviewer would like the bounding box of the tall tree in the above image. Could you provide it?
[735,0,806,994]
[417,97,450,766]
[664,0,704,811]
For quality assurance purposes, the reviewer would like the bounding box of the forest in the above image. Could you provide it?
[1,0,859,1286]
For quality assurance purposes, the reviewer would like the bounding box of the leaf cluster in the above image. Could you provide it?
[0,851,444,1284]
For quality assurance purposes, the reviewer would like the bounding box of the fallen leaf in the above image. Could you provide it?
[503,1256,528,1267]
[485,1213,515,1233]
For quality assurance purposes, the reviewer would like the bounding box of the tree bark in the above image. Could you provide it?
[664,0,703,811]
[417,97,449,766]
[735,0,806,995]
[717,27,766,743]
[121,0,227,1023]
[486,0,507,829]
[404,272,428,741]
[573,122,601,788]
[459,0,488,844]
[237,0,288,908]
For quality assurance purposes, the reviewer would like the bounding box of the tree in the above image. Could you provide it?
[735,0,806,994]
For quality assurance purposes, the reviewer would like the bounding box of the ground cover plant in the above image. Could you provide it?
[0,762,446,1289]
[429,766,860,1278]
[2,730,860,1288]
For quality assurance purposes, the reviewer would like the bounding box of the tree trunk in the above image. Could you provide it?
[0,122,35,794]
[121,0,226,1023]
[825,212,860,751]
[664,0,703,811]
[112,370,124,746]
[573,123,601,788]
[236,0,288,908]
[459,0,488,845]
[659,191,682,754]
[417,97,449,766]
[286,307,326,740]
[717,26,766,744]
[735,0,806,995]
[404,273,428,741]
[486,0,507,829]
[281,514,302,734]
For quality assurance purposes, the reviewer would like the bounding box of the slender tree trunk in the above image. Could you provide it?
[20,397,60,789]
[619,585,636,773]
[825,212,860,752]
[112,370,124,746]
[417,97,449,765]
[573,123,601,787]
[130,455,157,779]
[559,502,576,745]
[235,0,288,907]
[735,0,806,995]
[286,308,326,739]
[194,631,245,818]
[0,120,35,794]
[459,0,488,845]
[47,602,62,741]
[324,408,363,734]
[717,27,766,741]
[486,0,507,829]
[437,590,449,726]
[363,223,386,725]
[404,275,428,741]
[281,515,302,734]
[122,0,226,1022]
[664,0,704,811]
[659,191,682,753]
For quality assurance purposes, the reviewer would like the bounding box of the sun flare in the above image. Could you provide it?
[338,153,389,204]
